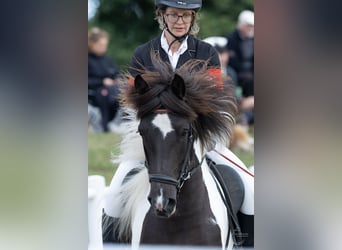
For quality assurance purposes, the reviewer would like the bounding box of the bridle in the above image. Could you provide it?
[145,109,202,192]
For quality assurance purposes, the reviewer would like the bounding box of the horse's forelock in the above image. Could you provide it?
[123,50,237,148]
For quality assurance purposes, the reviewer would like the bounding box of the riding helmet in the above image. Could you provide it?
[155,0,202,10]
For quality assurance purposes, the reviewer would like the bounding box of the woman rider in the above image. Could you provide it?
[129,0,223,85]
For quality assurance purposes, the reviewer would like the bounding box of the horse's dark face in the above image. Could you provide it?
[138,112,194,218]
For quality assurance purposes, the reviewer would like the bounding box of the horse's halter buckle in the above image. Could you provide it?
[177,171,191,190]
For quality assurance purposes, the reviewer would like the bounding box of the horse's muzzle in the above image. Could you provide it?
[148,196,176,218]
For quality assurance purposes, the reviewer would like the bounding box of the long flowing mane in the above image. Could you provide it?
[121,51,237,150]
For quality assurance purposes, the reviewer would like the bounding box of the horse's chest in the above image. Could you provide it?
[140,210,221,246]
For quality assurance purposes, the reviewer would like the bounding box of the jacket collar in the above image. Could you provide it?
[151,32,198,68]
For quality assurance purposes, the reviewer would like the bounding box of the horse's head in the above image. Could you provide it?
[134,71,199,218]
[138,110,197,217]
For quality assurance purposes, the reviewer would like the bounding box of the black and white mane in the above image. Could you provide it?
[122,51,237,150]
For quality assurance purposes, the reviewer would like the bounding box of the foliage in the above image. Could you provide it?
[89,0,254,70]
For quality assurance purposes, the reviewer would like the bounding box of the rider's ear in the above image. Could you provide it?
[134,75,150,94]
[171,74,185,99]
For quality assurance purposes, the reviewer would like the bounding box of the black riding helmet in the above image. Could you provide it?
[155,0,202,49]
[155,0,202,10]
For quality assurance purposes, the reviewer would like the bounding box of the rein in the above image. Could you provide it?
[213,149,254,177]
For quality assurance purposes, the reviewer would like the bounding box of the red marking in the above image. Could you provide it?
[154,109,171,114]
[128,77,134,85]
[207,68,223,90]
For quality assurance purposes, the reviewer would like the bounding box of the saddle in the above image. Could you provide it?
[206,157,254,247]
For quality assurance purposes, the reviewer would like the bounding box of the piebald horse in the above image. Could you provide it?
[103,54,250,249]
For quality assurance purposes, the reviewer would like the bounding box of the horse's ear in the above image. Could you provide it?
[171,74,185,99]
[134,75,150,94]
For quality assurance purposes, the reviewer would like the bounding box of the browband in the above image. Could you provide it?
[154,109,171,113]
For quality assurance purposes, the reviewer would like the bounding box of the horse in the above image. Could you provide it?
[102,53,252,249]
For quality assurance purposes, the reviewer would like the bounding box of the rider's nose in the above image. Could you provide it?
[176,16,185,24]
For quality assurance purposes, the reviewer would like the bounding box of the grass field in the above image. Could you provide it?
[88,132,122,184]
[88,129,254,185]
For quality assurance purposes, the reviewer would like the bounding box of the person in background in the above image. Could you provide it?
[202,36,238,86]
[88,27,120,132]
[88,103,103,133]
[203,36,254,152]
[226,10,254,125]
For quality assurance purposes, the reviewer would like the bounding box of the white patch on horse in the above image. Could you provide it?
[156,188,163,211]
[193,140,229,249]
[152,114,174,139]
[209,217,218,225]
[122,168,150,249]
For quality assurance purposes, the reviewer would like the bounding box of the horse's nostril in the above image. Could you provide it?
[166,198,175,207]
[147,196,152,205]
[165,198,176,212]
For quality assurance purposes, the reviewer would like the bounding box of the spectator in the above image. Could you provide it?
[88,103,103,133]
[203,36,254,151]
[226,10,254,125]
[88,27,120,132]
[202,36,238,86]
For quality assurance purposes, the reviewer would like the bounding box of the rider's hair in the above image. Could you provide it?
[154,6,200,36]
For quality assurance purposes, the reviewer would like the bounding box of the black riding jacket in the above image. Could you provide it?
[129,34,220,77]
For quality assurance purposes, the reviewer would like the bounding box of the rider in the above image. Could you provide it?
[103,0,254,246]
[129,0,222,87]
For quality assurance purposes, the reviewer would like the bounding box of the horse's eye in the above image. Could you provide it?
[181,129,189,137]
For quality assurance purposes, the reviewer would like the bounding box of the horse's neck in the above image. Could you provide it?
[176,148,209,215]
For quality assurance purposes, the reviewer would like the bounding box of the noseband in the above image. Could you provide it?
[145,110,202,192]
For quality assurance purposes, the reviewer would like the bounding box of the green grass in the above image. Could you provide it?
[232,125,254,167]
[88,128,254,185]
[88,132,122,185]
[233,150,254,168]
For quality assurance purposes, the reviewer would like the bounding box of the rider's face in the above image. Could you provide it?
[164,7,194,37]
